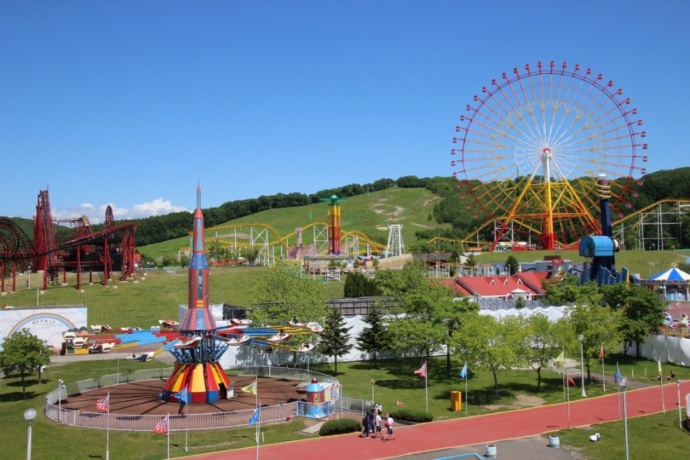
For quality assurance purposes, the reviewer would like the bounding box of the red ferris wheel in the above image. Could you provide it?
[451,61,649,250]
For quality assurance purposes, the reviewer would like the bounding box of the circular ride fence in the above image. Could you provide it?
[44,366,343,432]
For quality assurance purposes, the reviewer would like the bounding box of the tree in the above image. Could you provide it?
[511,313,574,390]
[566,299,624,382]
[601,283,666,356]
[504,255,519,275]
[317,308,353,375]
[0,328,52,398]
[355,305,390,369]
[543,275,599,306]
[344,272,380,297]
[451,313,518,397]
[249,263,329,325]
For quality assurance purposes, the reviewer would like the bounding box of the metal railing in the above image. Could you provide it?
[45,366,340,432]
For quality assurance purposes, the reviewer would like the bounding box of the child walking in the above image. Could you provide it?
[381,413,394,441]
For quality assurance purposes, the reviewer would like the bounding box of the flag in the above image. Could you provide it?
[554,351,565,366]
[567,371,577,388]
[153,415,169,434]
[242,380,258,395]
[371,379,376,386]
[459,363,468,379]
[658,358,662,376]
[248,407,261,427]
[96,394,109,412]
[174,387,189,404]
[614,363,622,384]
[599,344,605,360]
[413,362,427,378]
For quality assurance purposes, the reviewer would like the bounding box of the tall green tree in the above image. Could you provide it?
[566,299,624,382]
[504,255,519,275]
[451,313,518,397]
[317,308,353,375]
[511,313,574,390]
[344,271,380,297]
[543,275,599,305]
[0,329,52,398]
[249,263,328,325]
[601,283,665,355]
[355,305,390,369]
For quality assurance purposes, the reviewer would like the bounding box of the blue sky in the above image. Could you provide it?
[1,1,688,223]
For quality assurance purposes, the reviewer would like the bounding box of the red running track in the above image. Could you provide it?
[184,380,690,460]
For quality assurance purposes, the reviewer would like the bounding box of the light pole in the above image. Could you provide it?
[24,407,36,460]
[620,377,630,460]
[58,379,64,422]
[678,380,685,430]
[579,334,587,397]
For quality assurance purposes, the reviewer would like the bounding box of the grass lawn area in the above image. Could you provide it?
[3,355,690,459]
[555,410,690,459]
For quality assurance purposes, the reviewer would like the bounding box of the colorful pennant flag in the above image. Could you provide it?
[174,387,189,404]
[248,407,261,427]
[96,394,110,412]
[414,362,427,378]
[599,344,604,360]
[567,371,577,388]
[153,415,169,434]
[614,363,622,384]
[459,363,468,379]
[554,351,565,366]
[658,358,663,376]
[242,380,258,395]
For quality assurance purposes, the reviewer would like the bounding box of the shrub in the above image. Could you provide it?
[389,407,433,423]
[318,418,361,436]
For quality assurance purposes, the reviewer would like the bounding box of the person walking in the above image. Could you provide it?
[381,413,394,441]
[360,413,370,438]
[373,410,382,439]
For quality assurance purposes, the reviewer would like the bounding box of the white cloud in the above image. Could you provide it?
[130,198,188,218]
[51,199,189,224]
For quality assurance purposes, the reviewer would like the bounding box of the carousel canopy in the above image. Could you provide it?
[648,267,690,282]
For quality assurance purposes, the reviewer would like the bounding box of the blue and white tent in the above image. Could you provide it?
[648,267,690,301]
[648,267,690,283]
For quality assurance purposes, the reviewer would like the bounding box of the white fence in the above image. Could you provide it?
[45,366,342,432]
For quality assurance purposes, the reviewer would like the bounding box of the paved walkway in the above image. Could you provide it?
[183,380,690,460]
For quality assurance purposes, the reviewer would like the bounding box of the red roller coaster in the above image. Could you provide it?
[0,189,139,293]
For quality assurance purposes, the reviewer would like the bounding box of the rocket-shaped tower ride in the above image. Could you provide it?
[161,185,231,404]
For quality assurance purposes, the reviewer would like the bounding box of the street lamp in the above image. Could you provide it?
[579,334,587,397]
[24,407,36,460]
[620,377,630,460]
[677,380,685,430]
[58,379,64,422]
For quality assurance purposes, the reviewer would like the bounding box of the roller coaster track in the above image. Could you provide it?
[1,190,138,293]
[182,222,387,258]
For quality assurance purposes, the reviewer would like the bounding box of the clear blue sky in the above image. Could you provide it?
[1,1,688,223]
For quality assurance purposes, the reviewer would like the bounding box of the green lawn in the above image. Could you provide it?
[2,355,690,459]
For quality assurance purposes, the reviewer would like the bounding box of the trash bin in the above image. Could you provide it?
[450,391,462,411]
[485,444,497,458]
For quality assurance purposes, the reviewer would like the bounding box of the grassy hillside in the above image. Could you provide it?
[2,267,345,327]
[138,187,446,260]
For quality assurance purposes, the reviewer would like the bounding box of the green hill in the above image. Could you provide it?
[138,187,448,260]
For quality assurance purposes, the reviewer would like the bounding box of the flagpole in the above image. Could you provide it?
[659,358,666,413]
[464,374,468,415]
[256,400,261,460]
[424,361,428,413]
[167,413,170,460]
[616,362,622,419]
[106,392,110,460]
[185,407,188,453]
[601,344,606,392]
[566,370,571,429]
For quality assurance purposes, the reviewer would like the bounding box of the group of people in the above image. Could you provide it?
[360,407,394,441]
